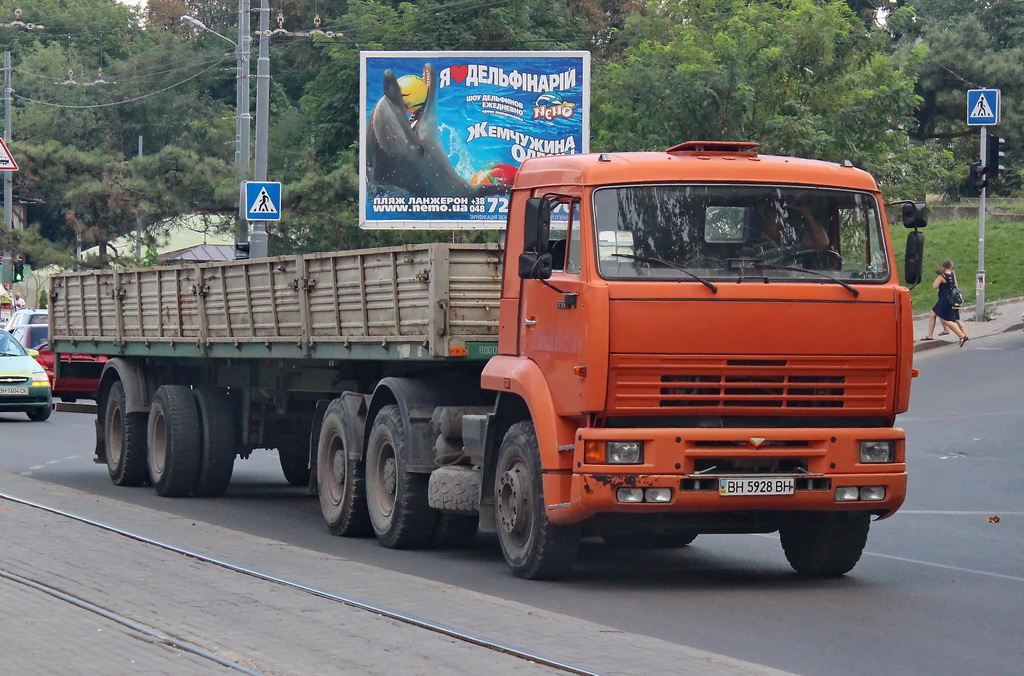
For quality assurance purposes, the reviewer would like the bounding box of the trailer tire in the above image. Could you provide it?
[316,400,372,537]
[495,421,580,580]
[104,380,149,487]
[192,388,236,497]
[147,385,201,498]
[780,512,870,577]
[279,448,311,487]
[365,405,436,549]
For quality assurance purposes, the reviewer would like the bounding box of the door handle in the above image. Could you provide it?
[523,317,537,326]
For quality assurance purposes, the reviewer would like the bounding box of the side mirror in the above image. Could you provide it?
[27,349,39,358]
[523,197,552,254]
[519,252,553,280]
[904,231,924,287]
[902,202,927,229]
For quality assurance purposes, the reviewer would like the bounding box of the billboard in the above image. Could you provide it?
[359,51,590,229]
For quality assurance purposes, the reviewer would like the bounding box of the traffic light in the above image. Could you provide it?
[970,161,988,190]
[11,261,23,283]
[986,134,1006,179]
[234,241,250,260]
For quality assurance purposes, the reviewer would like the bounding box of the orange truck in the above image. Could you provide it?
[50,141,925,579]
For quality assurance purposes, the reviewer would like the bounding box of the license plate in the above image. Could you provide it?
[719,477,795,496]
[0,386,29,395]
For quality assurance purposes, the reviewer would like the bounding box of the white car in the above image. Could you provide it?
[4,308,48,332]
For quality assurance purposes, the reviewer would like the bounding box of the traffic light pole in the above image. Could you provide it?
[2,51,11,286]
[976,126,987,320]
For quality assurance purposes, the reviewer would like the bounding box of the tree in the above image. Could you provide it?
[591,0,954,198]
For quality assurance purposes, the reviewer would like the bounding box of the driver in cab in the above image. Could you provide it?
[745,198,830,266]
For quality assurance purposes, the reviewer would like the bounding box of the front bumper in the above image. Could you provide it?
[0,386,52,412]
[544,426,907,525]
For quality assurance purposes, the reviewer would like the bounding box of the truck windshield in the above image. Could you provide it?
[592,184,888,283]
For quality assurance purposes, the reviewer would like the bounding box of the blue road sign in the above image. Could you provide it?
[967,89,999,126]
[245,181,282,221]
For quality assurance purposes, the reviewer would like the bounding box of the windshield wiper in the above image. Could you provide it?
[750,261,859,297]
[610,253,718,293]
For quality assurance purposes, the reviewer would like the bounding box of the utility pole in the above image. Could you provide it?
[2,52,12,284]
[136,136,143,262]
[248,0,271,259]
[237,0,251,249]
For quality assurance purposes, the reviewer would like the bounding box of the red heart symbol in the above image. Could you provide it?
[450,65,468,83]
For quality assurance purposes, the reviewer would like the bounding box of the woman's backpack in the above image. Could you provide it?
[948,274,964,310]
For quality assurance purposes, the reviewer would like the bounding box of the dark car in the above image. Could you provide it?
[10,324,104,402]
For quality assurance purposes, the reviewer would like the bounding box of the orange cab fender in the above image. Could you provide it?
[482,355,576,471]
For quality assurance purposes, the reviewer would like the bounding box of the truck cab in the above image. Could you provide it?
[481,141,916,578]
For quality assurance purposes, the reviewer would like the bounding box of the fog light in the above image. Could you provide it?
[607,441,643,464]
[645,488,672,503]
[860,440,894,463]
[617,488,644,503]
[835,486,860,502]
[859,486,886,501]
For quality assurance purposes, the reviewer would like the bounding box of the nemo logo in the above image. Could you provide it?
[532,92,575,121]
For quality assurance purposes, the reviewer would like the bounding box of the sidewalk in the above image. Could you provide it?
[0,471,794,676]
[913,296,1024,352]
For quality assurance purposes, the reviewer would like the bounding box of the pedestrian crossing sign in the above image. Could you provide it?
[245,181,282,221]
[967,89,999,126]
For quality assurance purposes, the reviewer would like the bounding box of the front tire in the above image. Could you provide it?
[494,421,579,579]
[147,385,201,498]
[780,512,870,577]
[279,447,312,487]
[104,380,148,486]
[316,399,372,537]
[365,405,436,549]
[27,404,52,422]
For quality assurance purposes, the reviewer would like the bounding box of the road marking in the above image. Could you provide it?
[863,551,1024,583]
[63,455,81,460]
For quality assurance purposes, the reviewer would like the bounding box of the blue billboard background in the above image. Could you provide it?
[360,51,590,229]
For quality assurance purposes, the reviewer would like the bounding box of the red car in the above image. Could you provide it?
[10,323,105,402]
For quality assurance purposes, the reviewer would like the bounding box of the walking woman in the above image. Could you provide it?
[921,259,969,346]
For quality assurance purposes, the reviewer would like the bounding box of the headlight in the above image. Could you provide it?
[584,440,644,464]
[31,371,50,385]
[860,440,894,463]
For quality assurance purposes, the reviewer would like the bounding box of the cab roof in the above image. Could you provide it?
[514,141,879,193]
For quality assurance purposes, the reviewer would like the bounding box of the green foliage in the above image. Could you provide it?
[592,0,955,198]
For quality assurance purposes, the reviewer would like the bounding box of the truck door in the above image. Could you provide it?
[518,199,607,415]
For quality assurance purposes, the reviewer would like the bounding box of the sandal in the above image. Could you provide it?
[939,331,949,336]
[920,337,934,341]
[959,335,970,347]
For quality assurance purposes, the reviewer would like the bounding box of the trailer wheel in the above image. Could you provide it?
[495,421,580,579]
[192,388,236,497]
[365,405,436,549]
[104,380,148,486]
[279,448,311,486]
[316,399,372,536]
[147,385,201,498]
[780,512,870,577]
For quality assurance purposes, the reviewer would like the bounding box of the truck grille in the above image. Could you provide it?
[608,355,894,414]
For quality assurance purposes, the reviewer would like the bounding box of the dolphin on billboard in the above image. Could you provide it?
[366,63,504,198]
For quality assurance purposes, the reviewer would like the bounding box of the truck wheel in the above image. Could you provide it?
[27,404,52,422]
[780,512,871,577]
[192,388,236,497]
[494,421,580,579]
[365,405,436,549]
[316,399,372,536]
[147,385,201,498]
[104,380,148,486]
[279,448,311,487]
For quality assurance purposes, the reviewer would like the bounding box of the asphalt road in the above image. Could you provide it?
[2,333,1022,676]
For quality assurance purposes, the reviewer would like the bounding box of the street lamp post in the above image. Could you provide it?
[181,7,251,251]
